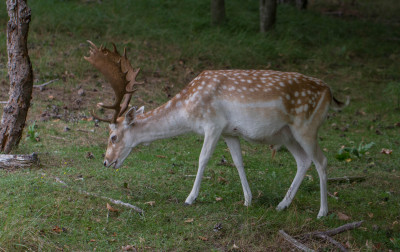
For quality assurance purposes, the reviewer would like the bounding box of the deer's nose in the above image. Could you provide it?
[103,160,107,167]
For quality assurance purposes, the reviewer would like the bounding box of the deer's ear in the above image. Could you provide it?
[124,106,145,126]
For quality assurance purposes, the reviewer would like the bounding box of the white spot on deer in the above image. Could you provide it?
[304,104,309,111]
[286,94,290,100]
[249,88,254,92]
[301,91,306,96]
[176,94,181,99]
[242,86,247,91]
[297,99,302,105]
[294,91,299,97]
[279,82,285,87]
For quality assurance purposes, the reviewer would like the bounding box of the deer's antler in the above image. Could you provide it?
[84,40,143,123]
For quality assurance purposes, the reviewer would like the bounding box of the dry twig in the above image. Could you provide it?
[328,176,366,183]
[289,221,364,252]
[46,174,144,214]
[279,230,315,252]
[33,79,59,90]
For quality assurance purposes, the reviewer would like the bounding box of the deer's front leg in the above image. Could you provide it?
[224,136,252,206]
[185,128,222,205]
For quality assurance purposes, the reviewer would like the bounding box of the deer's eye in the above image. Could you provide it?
[111,135,117,143]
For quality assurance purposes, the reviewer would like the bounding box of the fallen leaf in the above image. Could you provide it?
[333,191,339,196]
[305,174,313,181]
[381,148,393,155]
[345,158,352,162]
[345,240,352,249]
[106,203,119,212]
[368,212,374,218]
[52,226,62,233]
[218,176,228,184]
[156,155,166,159]
[198,236,208,241]
[337,212,351,220]
[48,95,54,100]
[121,245,136,251]
[356,110,367,116]
[232,244,240,250]
[184,218,194,223]
[144,201,156,206]
[215,197,223,201]
[89,239,96,242]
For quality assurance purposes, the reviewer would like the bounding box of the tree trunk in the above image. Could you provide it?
[211,0,226,26]
[0,0,33,153]
[260,0,277,33]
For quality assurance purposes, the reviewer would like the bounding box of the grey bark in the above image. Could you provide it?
[211,0,226,25]
[260,0,277,33]
[0,0,33,153]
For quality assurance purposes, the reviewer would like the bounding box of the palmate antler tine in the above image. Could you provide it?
[85,41,142,123]
[119,89,138,116]
[87,40,98,50]
[91,110,112,123]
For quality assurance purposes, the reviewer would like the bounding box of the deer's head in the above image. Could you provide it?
[85,41,143,168]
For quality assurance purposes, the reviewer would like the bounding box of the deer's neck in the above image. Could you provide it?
[132,102,190,144]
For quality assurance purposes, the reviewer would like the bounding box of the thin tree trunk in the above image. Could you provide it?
[260,0,277,33]
[0,0,33,153]
[211,0,226,26]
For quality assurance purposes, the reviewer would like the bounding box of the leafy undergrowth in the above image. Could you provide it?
[0,0,400,251]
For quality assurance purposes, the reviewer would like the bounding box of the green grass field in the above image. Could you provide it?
[0,0,399,250]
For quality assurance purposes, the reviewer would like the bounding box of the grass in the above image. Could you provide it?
[0,0,400,250]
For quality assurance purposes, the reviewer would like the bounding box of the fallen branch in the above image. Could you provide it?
[314,233,347,252]
[0,153,38,169]
[47,175,144,214]
[316,221,363,237]
[328,176,366,183]
[297,221,364,252]
[33,79,59,90]
[0,101,7,104]
[279,230,315,252]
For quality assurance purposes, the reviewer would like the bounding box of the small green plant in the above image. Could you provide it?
[336,141,375,161]
[26,122,39,142]
[384,82,400,110]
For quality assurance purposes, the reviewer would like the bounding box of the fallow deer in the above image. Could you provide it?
[85,41,348,218]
